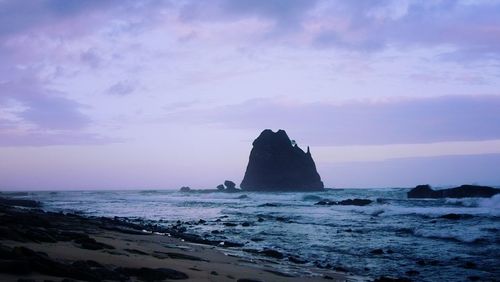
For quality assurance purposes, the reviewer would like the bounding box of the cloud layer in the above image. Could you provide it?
[0,0,499,188]
[189,95,500,145]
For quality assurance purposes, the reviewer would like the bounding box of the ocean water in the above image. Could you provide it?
[12,189,500,281]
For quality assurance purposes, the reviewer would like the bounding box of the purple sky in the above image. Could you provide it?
[1,0,500,190]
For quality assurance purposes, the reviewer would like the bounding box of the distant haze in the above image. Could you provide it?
[1,0,499,190]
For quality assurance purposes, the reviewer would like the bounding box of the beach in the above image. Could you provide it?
[0,197,360,282]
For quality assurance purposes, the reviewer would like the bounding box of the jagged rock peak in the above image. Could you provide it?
[240,129,324,191]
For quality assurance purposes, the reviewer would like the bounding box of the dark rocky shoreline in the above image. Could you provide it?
[0,197,359,282]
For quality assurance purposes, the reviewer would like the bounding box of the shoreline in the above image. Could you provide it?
[0,197,366,282]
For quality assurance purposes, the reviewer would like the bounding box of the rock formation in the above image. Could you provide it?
[215,180,239,192]
[179,186,191,192]
[315,199,372,206]
[407,184,499,198]
[240,129,324,191]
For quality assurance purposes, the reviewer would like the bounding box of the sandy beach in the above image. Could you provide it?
[0,198,364,282]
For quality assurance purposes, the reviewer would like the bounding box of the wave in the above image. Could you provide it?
[412,228,489,244]
[478,194,500,209]
[139,190,159,194]
[351,201,500,218]
[444,194,500,208]
[302,195,323,201]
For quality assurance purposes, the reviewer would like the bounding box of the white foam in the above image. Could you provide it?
[478,194,500,209]
[413,228,486,243]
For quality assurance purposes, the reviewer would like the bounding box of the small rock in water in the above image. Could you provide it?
[334,266,347,272]
[259,203,279,207]
[314,200,332,205]
[260,249,284,259]
[288,256,307,264]
[179,186,191,192]
[405,270,419,276]
[416,259,439,266]
[314,198,372,206]
[241,222,251,227]
[338,199,372,206]
[439,213,473,220]
[374,276,412,282]
[463,261,477,269]
[370,249,384,255]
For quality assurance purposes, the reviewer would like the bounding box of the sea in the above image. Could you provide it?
[8,188,500,282]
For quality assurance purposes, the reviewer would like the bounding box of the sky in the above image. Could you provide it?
[1,0,500,190]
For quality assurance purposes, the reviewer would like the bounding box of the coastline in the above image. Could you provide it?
[0,198,364,282]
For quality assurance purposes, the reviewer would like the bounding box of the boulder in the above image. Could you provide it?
[439,213,474,220]
[259,249,284,259]
[314,198,372,206]
[179,186,191,192]
[224,180,236,190]
[408,184,499,198]
[338,199,372,206]
[224,180,239,192]
[240,129,324,191]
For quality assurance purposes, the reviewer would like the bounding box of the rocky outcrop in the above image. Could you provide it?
[0,197,41,208]
[315,199,373,206]
[215,180,239,193]
[224,180,238,192]
[240,129,324,191]
[407,184,499,198]
[179,186,191,192]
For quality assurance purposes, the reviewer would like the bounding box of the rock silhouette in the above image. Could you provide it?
[407,184,499,198]
[240,129,324,191]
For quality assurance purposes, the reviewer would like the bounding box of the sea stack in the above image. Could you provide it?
[240,129,324,191]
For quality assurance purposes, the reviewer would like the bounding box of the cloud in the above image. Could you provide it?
[1,0,499,62]
[0,130,117,147]
[80,49,103,69]
[0,78,90,130]
[175,95,500,146]
[0,77,118,146]
[0,0,115,39]
[310,0,500,57]
[107,80,136,96]
[215,0,318,31]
